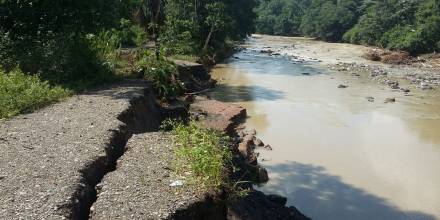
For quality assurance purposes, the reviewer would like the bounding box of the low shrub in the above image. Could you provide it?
[137,53,182,100]
[0,69,71,119]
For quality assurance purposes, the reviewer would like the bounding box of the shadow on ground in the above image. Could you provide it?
[261,161,436,220]
[208,84,285,102]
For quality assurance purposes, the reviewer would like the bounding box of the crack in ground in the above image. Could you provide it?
[57,89,162,220]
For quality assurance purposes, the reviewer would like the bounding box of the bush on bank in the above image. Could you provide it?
[136,52,183,100]
[0,69,71,119]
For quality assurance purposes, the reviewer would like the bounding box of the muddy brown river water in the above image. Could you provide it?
[209,36,440,220]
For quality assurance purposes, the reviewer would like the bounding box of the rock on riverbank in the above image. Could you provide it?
[190,96,247,135]
[331,62,440,90]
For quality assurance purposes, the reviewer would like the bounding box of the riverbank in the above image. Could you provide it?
[250,34,440,91]
[0,58,309,219]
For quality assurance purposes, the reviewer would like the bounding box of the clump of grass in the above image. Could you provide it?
[165,120,232,190]
[0,68,71,119]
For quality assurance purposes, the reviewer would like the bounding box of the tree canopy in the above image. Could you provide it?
[0,0,256,86]
[254,0,440,54]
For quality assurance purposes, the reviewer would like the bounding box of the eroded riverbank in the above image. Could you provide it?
[0,57,308,219]
[208,35,440,220]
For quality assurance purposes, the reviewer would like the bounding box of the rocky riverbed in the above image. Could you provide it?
[250,34,440,91]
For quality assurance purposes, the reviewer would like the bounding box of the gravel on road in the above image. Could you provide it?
[90,132,205,220]
[0,80,161,219]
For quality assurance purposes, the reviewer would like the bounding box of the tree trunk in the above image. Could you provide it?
[203,26,215,53]
[144,0,162,59]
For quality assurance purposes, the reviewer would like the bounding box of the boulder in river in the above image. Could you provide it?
[266,194,288,206]
[238,130,246,139]
[254,138,265,147]
[420,82,433,90]
[264,144,273,150]
[366,97,375,102]
[384,97,396,103]
[257,166,269,183]
[227,190,311,220]
[238,138,254,159]
[387,80,400,89]
[260,49,273,54]
[249,129,257,136]
[400,88,411,93]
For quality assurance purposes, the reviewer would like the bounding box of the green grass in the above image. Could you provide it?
[165,120,232,190]
[0,69,71,119]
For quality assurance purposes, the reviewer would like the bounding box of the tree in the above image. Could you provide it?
[255,0,310,36]
[203,2,229,52]
[133,0,165,58]
[343,0,440,54]
[300,0,361,41]
[0,0,131,81]
[160,0,256,57]
[254,0,440,54]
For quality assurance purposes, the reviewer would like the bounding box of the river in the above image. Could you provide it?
[208,35,440,220]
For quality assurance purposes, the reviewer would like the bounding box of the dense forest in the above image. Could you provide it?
[255,0,440,54]
[0,0,256,118]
